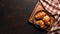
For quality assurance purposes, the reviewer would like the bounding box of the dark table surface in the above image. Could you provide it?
[0,0,47,34]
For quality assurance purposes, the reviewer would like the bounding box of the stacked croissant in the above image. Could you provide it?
[34,10,55,31]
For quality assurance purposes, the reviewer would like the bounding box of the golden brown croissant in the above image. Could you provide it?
[35,12,46,19]
[35,20,45,28]
[43,15,50,22]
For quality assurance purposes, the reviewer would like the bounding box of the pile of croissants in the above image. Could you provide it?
[34,11,55,31]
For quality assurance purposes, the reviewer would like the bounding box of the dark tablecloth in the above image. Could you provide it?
[0,0,47,34]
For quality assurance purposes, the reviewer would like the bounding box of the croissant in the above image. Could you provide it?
[35,20,45,28]
[43,15,50,23]
[35,12,46,19]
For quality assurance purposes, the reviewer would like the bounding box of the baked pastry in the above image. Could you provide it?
[35,12,46,19]
[43,15,50,25]
[35,20,45,28]
[34,10,55,31]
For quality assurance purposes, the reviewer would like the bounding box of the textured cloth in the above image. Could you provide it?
[40,0,60,34]
[40,0,60,15]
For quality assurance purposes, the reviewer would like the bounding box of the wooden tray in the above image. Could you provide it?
[28,1,55,32]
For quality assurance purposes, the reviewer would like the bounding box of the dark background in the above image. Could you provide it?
[0,0,47,34]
